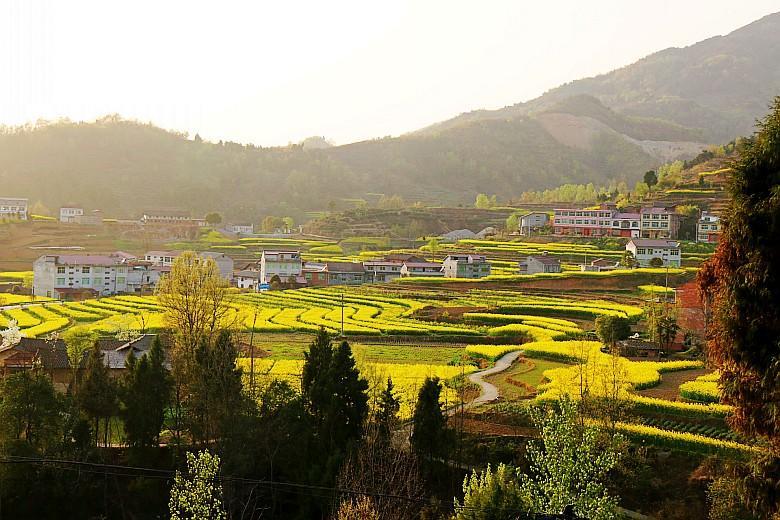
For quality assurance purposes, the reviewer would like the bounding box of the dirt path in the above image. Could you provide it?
[464,350,523,408]
[636,367,709,400]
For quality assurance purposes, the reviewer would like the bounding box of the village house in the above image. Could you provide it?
[552,203,676,238]
[140,209,193,226]
[234,269,261,290]
[260,250,303,284]
[625,239,681,267]
[302,262,369,286]
[228,223,254,235]
[580,257,620,272]
[518,212,549,235]
[0,197,28,220]
[0,335,165,392]
[400,261,444,277]
[697,212,721,243]
[442,254,491,278]
[59,207,84,223]
[144,250,234,280]
[518,253,562,275]
[361,254,425,283]
[32,251,143,299]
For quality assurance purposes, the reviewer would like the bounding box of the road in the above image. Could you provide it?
[463,350,523,409]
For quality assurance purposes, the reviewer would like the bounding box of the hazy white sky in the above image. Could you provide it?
[2,1,778,146]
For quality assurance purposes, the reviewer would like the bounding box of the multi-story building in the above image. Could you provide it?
[518,254,561,275]
[625,239,681,267]
[59,207,84,223]
[144,250,233,280]
[640,207,680,239]
[234,270,261,290]
[553,204,677,238]
[141,209,193,226]
[442,254,491,279]
[400,261,444,277]
[697,212,721,243]
[518,212,549,235]
[260,250,302,284]
[33,251,141,299]
[0,197,28,220]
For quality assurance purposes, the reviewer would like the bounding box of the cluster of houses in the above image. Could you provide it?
[235,251,493,290]
[32,250,234,299]
[0,197,29,220]
[552,203,680,239]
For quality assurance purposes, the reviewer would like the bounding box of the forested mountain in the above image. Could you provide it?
[1,12,778,218]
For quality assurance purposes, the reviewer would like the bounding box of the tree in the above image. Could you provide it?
[648,257,664,268]
[301,328,369,454]
[655,315,680,353]
[505,214,519,233]
[62,328,98,373]
[156,252,230,380]
[120,337,171,447]
[336,497,379,520]
[474,193,494,209]
[204,212,222,226]
[75,345,118,446]
[261,215,285,233]
[518,397,622,520]
[169,450,226,520]
[188,331,249,450]
[594,316,631,349]
[620,250,638,269]
[426,237,440,261]
[0,369,63,451]
[282,216,295,232]
[411,377,450,461]
[0,319,22,349]
[643,170,658,189]
[375,377,400,444]
[454,463,526,520]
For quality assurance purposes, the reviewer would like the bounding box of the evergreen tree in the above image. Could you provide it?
[411,377,450,461]
[301,329,369,453]
[120,337,172,447]
[0,369,63,452]
[76,345,118,446]
[375,377,400,444]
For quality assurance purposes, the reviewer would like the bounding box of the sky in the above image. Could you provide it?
[1,1,778,146]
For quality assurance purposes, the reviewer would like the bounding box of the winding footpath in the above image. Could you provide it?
[461,350,524,410]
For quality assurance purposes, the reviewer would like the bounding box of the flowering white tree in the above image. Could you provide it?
[0,320,22,349]
[169,450,226,520]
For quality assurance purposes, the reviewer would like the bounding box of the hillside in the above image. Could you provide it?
[1,13,777,216]
[427,12,780,143]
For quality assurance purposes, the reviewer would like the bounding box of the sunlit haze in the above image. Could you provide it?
[2,0,778,145]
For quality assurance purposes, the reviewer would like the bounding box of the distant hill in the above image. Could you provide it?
[425,12,780,143]
[1,12,777,217]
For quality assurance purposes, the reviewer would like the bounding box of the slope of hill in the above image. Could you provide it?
[426,12,780,143]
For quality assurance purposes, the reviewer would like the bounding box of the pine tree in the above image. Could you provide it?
[411,377,450,461]
[376,377,400,444]
[76,345,118,446]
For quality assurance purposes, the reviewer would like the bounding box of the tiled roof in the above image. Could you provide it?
[628,239,680,248]
[325,262,366,273]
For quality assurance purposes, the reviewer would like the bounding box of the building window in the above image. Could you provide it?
[56,277,65,285]
[82,277,90,285]
[93,278,101,286]
[117,277,126,284]
[57,266,66,274]
[82,267,90,273]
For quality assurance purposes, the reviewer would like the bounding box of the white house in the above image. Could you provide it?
[518,254,561,275]
[441,254,490,279]
[234,270,261,290]
[518,212,549,235]
[626,239,681,267]
[228,223,254,235]
[143,250,233,280]
[0,197,28,220]
[33,251,140,299]
[400,261,444,277]
[697,212,721,243]
[260,250,302,284]
[59,207,84,223]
